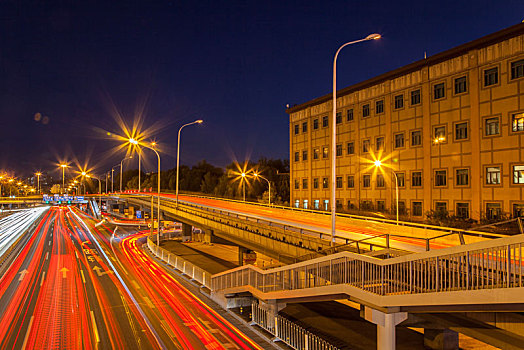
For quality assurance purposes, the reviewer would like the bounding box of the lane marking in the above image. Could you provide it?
[81,270,86,284]
[40,272,46,286]
[75,251,79,259]
[21,315,34,349]
[90,311,100,343]
[45,252,49,260]
[48,241,51,246]
[131,280,141,290]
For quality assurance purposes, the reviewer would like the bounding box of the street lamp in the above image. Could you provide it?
[86,174,102,209]
[374,159,399,225]
[241,172,246,201]
[60,164,68,194]
[35,172,42,194]
[330,33,380,246]
[254,173,271,206]
[175,119,203,207]
[119,156,133,192]
[129,138,142,192]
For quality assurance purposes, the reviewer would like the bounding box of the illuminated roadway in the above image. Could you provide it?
[0,206,264,349]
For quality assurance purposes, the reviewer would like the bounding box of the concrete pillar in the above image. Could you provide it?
[364,307,407,350]
[182,223,192,241]
[259,300,286,331]
[238,246,249,266]
[424,329,459,350]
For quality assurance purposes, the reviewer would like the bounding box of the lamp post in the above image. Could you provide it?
[128,138,142,192]
[60,164,68,195]
[374,160,399,225]
[111,164,121,193]
[254,173,271,206]
[8,179,14,197]
[175,120,203,207]
[86,174,102,209]
[0,175,3,197]
[241,172,246,201]
[35,172,42,194]
[119,156,133,192]
[330,33,380,246]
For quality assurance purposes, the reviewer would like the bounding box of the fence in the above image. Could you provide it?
[147,236,212,289]
[252,302,340,350]
[213,234,524,297]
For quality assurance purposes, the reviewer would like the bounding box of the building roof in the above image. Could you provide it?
[286,22,524,115]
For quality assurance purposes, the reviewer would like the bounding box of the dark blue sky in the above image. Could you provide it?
[1,0,524,178]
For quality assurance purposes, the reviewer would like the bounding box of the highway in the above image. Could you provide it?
[0,206,264,349]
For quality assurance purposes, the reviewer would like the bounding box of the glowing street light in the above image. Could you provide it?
[35,172,42,194]
[128,138,143,192]
[254,172,271,206]
[175,119,203,207]
[374,160,399,225]
[60,163,68,194]
[330,33,380,246]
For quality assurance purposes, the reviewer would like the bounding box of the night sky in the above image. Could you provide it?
[1,0,524,179]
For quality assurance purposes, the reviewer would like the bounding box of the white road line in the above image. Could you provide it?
[81,270,86,284]
[48,241,51,246]
[21,315,34,349]
[40,272,46,286]
[90,311,100,343]
[45,252,49,260]
[75,251,78,259]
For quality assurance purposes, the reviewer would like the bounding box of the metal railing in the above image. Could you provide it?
[147,236,211,289]
[252,302,340,350]
[212,234,524,298]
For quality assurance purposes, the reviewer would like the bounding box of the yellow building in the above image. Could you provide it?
[287,23,524,221]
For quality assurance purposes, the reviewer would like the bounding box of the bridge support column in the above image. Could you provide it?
[424,328,458,350]
[182,223,192,241]
[364,307,407,350]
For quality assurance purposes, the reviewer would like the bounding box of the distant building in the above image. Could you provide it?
[286,22,524,221]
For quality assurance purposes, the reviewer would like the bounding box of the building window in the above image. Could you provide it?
[360,200,373,210]
[514,204,524,218]
[313,119,319,130]
[412,171,422,187]
[513,165,524,184]
[294,151,299,162]
[347,142,354,155]
[303,199,308,209]
[375,100,384,114]
[486,166,501,185]
[512,113,524,132]
[411,89,421,105]
[486,203,502,220]
[294,179,299,189]
[347,109,354,121]
[363,175,371,188]
[362,104,370,118]
[313,199,320,210]
[436,202,447,213]
[302,150,308,161]
[376,174,385,188]
[336,144,342,157]
[394,94,404,109]
[294,124,299,135]
[484,67,498,86]
[376,137,384,151]
[511,59,524,80]
[362,139,370,153]
[294,199,300,208]
[313,148,319,160]
[455,122,468,140]
[347,200,355,209]
[322,177,329,189]
[396,173,405,187]
[485,117,499,136]
[454,76,467,94]
[411,130,422,146]
[456,203,470,219]
[412,202,423,216]
[434,126,446,142]
[302,122,308,133]
[302,178,308,189]
[323,199,329,211]
[347,175,354,188]
[435,170,447,187]
[394,133,404,148]
[336,176,343,189]
[322,146,329,159]
[434,83,445,100]
[336,112,342,125]
[456,168,469,186]
[322,116,329,128]
[377,200,385,212]
[313,178,319,189]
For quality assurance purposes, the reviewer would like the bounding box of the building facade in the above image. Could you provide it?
[287,23,524,221]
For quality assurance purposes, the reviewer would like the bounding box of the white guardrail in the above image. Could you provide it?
[252,301,340,350]
[147,235,212,289]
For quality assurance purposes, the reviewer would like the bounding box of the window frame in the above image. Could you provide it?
[313,118,319,130]
[483,66,499,87]
[294,151,299,162]
[510,58,524,80]
[313,148,319,160]
[302,150,308,161]
[410,89,421,106]
[313,177,319,189]
[395,172,405,188]
[363,174,371,188]
[294,124,299,135]
[434,169,448,188]
[335,112,342,125]
[455,202,470,219]
[410,129,422,147]
[433,82,446,100]
[453,75,468,95]
[336,176,343,189]
[375,99,384,114]
[347,175,354,189]
[362,104,370,118]
[454,167,470,187]
[433,125,447,144]
[322,146,329,159]
[322,115,329,128]
[511,112,524,133]
[336,143,343,157]
[483,116,500,137]
[511,163,524,186]
[375,136,385,152]
[302,121,308,133]
[322,177,329,189]
[485,165,502,186]
[454,121,469,141]
[394,132,405,149]
[362,139,370,153]
[412,201,423,217]
[346,108,354,122]
[411,170,423,188]
[376,174,385,188]
[302,178,308,189]
[347,142,355,155]
[394,94,404,110]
